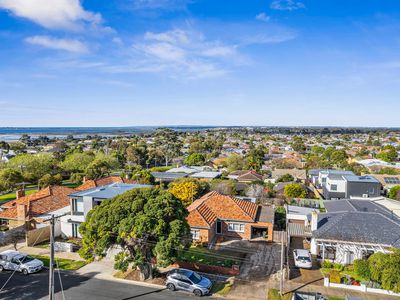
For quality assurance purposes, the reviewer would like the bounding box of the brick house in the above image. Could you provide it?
[187,191,274,244]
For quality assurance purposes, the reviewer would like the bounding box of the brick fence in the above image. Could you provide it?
[171,261,240,276]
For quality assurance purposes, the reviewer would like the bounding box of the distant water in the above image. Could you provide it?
[0,126,217,142]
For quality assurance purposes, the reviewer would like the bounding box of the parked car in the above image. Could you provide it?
[0,250,44,275]
[293,249,312,269]
[166,268,212,297]
[292,292,327,300]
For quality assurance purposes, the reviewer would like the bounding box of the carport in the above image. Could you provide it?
[250,226,269,239]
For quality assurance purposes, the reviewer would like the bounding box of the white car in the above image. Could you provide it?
[0,250,44,275]
[293,249,312,269]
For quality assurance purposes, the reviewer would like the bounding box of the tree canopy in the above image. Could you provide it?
[79,188,190,279]
[284,183,307,199]
[168,178,209,206]
[184,153,206,166]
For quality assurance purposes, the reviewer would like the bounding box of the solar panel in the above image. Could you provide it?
[384,177,400,184]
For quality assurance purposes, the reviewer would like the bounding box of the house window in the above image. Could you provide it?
[191,229,200,240]
[331,184,337,191]
[71,198,83,215]
[72,223,80,238]
[228,223,245,233]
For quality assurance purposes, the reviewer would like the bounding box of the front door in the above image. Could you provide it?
[216,220,222,234]
[345,251,354,264]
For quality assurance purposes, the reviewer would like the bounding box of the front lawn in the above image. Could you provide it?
[0,189,38,202]
[178,246,244,268]
[31,255,87,270]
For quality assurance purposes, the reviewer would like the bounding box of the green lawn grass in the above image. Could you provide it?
[178,246,244,268]
[0,189,38,202]
[31,255,87,270]
[211,281,233,295]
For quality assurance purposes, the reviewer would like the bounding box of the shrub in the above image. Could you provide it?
[333,263,344,271]
[268,288,282,300]
[353,259,370,280]
[321,260,333,269]
[329,270,342,284]
[368,252,389,283]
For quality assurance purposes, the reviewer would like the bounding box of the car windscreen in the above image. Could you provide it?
[298,256,311,261]
[20,255,35,263]
[188,272,202,284]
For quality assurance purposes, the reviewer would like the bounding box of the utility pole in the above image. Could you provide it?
[49,215,55,300]
[280,228,284,296]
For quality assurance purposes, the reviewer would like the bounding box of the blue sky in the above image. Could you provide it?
[0,0,399,127]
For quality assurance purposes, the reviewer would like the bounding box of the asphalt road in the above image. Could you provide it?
[0,269,203,300]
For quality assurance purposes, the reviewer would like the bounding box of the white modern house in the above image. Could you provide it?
[60,183,152,238]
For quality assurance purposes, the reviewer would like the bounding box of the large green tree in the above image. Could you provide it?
[7,153,55,183]
[79,188,190,280]
[377,145,398,162]
[284,183,307,199]
[59,152,95,173]
[85,154,120,179]
[184,153,206,166]
[0,168,23,192]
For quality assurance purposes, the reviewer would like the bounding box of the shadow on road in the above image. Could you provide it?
[0,269,98,300]
[120,288,165,300]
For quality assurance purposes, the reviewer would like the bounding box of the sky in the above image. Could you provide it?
[0,0,400,127]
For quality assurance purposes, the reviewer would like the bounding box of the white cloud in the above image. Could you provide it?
[270,0,305,11]
[25,35,88,53]
[137,42,186,61]
[0,0,102,30]
[144,29,190,44]
[256,12,270,22]
[130,0,190,10]
[131,28,238,78]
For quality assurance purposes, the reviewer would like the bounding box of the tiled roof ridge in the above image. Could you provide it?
[196,202,216,227]
[231,196,257,220]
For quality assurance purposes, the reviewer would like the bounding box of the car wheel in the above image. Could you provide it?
[0,265,3,272]
[166,283,175,291]
[193,289,203,297]
[22,269,29,275]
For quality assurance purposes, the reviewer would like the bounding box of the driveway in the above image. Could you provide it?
[288,237,323,285]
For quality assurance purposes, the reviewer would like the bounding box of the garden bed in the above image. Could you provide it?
[178,246,244,268]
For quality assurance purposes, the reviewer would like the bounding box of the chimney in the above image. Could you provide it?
[17,204,27,221]
[16,189,25,199]
[83,176,87,183]
[311,210,318,231]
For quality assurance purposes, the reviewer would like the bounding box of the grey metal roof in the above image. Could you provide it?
[327,174,345,180]
[287,205,315,216]
[320,170,355,176]
[189,171,222,179]
[324,199,397,220]
[69,183,152,199]
[343,175,380,183]
[314,212,400,247]
[151,172,188,180]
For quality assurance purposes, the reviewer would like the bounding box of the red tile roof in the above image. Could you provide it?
[0,176,134,220]
[75,176,136,191]
[0,186,75,220]
[187,191,259,228]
